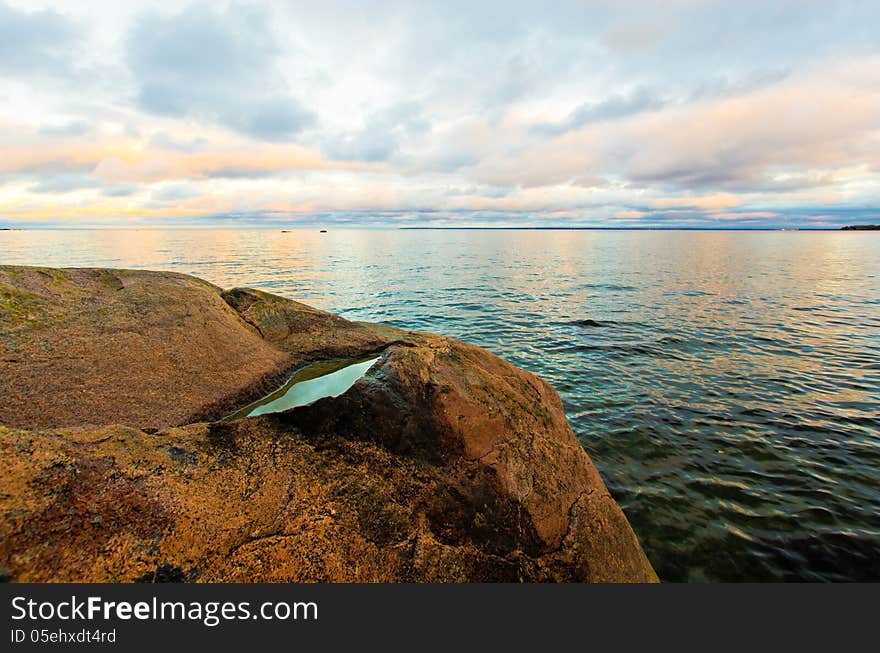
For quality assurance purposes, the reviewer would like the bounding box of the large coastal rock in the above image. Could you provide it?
[0,266,656,582]
[0,267,392,430]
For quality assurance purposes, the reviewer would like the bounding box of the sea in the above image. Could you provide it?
[2,227,878,581]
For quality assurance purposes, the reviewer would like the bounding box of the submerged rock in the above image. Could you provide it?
[0,265,656,582]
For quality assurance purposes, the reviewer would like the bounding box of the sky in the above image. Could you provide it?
[1,0,879,228]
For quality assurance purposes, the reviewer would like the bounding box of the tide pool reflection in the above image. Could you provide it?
[227,356,380,420]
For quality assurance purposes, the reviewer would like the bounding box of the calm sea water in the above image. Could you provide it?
[2,228,878,581]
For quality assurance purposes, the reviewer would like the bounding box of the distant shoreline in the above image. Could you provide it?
[399,226,847,231]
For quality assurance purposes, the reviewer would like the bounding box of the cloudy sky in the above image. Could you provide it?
[1,0,879,228]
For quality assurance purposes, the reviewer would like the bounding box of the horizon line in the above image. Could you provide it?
[1,225,871,232]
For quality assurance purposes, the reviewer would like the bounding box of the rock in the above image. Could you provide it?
[0,265,657,582]
[219,287,393,358]
[0,267,391,429]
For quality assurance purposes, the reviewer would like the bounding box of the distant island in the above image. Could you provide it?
[840,225,880,230]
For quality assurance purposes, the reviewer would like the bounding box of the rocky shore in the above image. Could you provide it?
[0,266,656,582]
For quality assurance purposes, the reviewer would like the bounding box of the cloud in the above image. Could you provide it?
[0,129,336,185]
[532,87,667,137]
[324,102,430,162]
[101,185,140,197]
[598,58,880,191]
[28,174,101,194]
[468,56,880,198]
[444,185,511,199]
[649,193,741,211]
[0,2,78,76]
[2,1,880,227]
[150,183,201,202]
[126,3,314,141]
[149,131,208,153]
[38,120,91,138]
[530,72,791,139]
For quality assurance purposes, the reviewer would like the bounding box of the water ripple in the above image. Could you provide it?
[2,227,878,581]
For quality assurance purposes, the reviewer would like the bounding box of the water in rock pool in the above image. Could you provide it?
[227,356,380,419]
[3,228,878,581]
